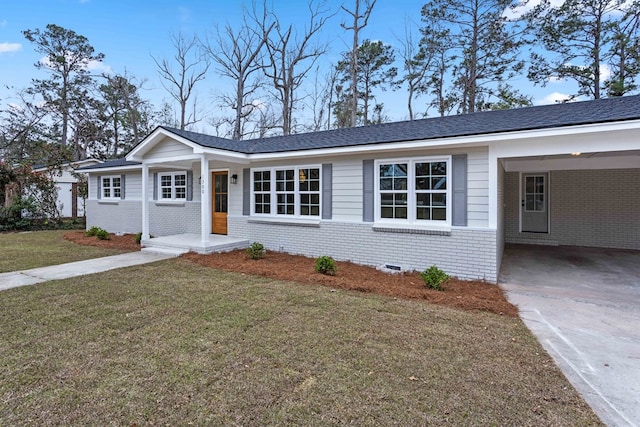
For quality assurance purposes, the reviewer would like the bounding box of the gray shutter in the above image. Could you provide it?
[153,173,158,200]
[120,174,126,199]
[242,168,250,216]
[363,160,374,222]
[186,170,193,201]
[452,154,468,226]
[97,175,101,199]
[321,164,332,219]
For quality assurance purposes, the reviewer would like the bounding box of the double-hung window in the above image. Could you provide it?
[376,157,450,225]
[159,171,187,201]
[101,176,121,199]
[252,166,321,217]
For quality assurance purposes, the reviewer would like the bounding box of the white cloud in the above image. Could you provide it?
[40,54,112,74]
[535,92,583,105]
[504,0,565,20]
[600,63,612,82]
[0,42,21,54]
[86,59,112,74]
[548,76,564,83]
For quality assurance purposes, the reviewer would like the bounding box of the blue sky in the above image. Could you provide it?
[0,0,572,130]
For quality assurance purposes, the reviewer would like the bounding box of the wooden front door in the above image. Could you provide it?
[212,171,228,235]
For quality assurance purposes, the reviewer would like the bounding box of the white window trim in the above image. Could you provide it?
[101,175,122,200]
[158,171,187,201]
[374,156,452,227]
[250,165,322,218]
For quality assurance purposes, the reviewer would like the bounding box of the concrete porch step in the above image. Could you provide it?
[141,246,189,256]
[141,234,250,255]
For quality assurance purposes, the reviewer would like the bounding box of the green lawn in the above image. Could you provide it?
[0,259,602,426]
[0,230,130,273]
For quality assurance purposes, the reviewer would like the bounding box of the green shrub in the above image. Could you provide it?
[134,232,143,245]
[315,255,337,276]
[95,229,110,240]
[85,226,101,237]
[420,265,449,291]
[246,242,265,260]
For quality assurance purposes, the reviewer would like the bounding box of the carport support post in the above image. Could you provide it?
[141,163,150,240]
[200,154,211,245]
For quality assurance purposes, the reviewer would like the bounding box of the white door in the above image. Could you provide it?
[521,173,548,233]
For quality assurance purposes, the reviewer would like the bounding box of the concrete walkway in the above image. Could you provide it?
[500,245,640,427]
[0,251,178,291]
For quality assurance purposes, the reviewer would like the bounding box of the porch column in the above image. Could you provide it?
[200,154,211,244]
[488,146,499,230]
[141,162,150,240]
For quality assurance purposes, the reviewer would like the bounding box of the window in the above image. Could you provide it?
[524,175,544,212]
[101,176,121,199]
[376,157,450,225]
[252,166,321,217]
[253,170,271,214]
[159,171,187,201]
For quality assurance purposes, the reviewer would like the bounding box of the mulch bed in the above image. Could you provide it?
[64,231,518,317]
[64,231,142,251]
[182,250,519,317]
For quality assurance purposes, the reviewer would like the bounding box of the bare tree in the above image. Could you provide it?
[395,21,433,120]
[304,66,336,131]
[258,1,333,135]
[340,0,377,127]
[153,32,209,130]
[202,16,273,140]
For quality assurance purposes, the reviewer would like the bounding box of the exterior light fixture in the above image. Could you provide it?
[571,152,581,156]
[230,174,238,184]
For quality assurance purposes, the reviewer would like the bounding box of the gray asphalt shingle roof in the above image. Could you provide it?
[164,95,640,154]
[80,95,640,170]
[77,158,141,170]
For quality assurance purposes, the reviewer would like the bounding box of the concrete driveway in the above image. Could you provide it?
[499,244,640,427]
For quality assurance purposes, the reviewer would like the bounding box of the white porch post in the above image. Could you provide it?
[488,146,498,230]
[200,154,211,244]
[141,162,150,240]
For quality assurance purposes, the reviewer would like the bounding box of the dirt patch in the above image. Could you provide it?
[182,250,518,317]
[64,231,517,317]
[64,231,141,251]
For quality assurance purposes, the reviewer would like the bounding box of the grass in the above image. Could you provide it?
[0,230,131,272]
[0,259,602,426]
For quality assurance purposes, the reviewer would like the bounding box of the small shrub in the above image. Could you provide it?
[85,226,101,237]
[246,242,265,260]
[134,232,143,245]
[420,265,449,291]
[315,255,337,276]
[95,229,110,240]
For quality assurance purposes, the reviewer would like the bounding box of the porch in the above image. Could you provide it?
[141,233,250,255]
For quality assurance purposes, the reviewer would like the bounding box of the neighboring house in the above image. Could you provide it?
[78,96,640,282]
[34,159,102,218]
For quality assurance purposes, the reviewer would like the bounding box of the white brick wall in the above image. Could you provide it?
[149,202,201,237]
[228,216,498,282]
[504,169,640,249]
[86,200,141,234]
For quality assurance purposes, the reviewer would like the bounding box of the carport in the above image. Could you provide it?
[490,119,640,425]
[500,151,640,251]
[499,244,640,426]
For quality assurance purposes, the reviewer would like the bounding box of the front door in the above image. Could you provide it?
[521,173,548,233]
[212,171,228,235]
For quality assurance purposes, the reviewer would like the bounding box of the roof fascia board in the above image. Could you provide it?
[81,165,142,173]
